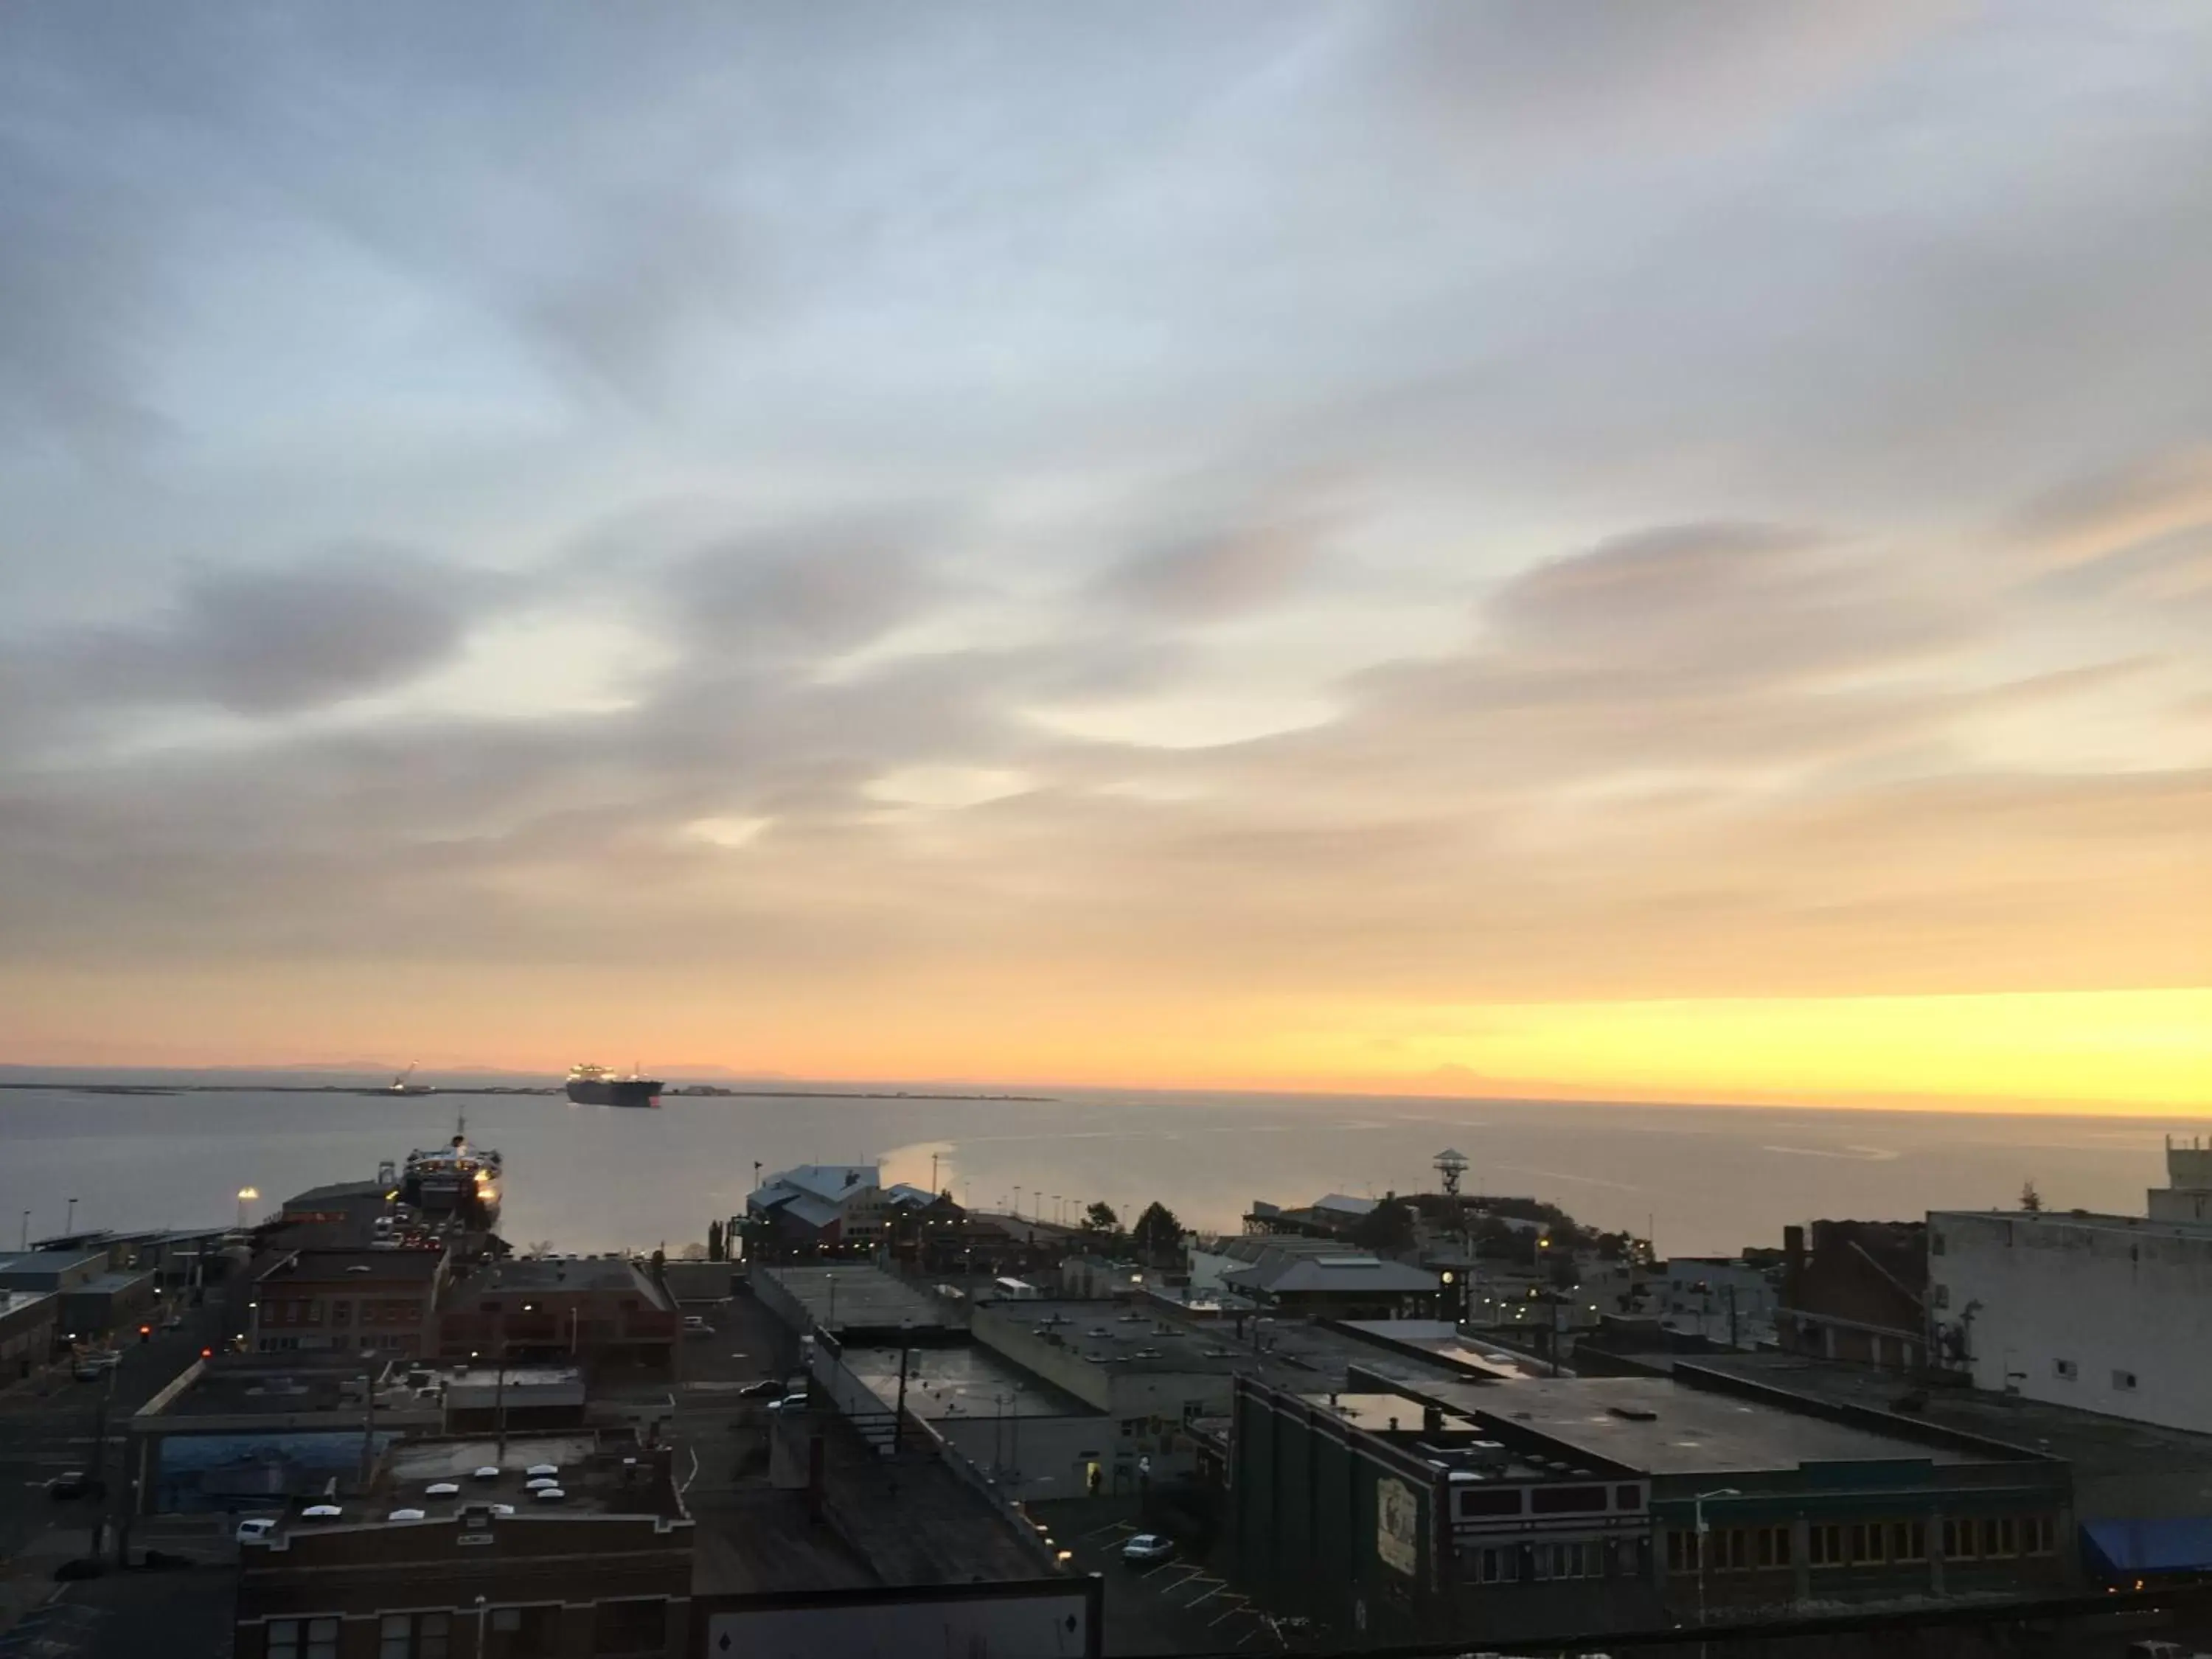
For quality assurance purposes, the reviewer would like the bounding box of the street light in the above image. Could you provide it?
[236,1187,259,1230]
[1694,1486,1742,1645]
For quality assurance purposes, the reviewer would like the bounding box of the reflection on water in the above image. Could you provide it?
[0,1078,2187,1256]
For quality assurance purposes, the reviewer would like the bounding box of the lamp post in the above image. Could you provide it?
[1694,1486,1742,1651]
[824,1272,837,1332]
[17,1211,26,1251]
[65,1197,77,1235]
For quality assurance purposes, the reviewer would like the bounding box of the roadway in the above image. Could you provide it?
[0,1296,227,1653]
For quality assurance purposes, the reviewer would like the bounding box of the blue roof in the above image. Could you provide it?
[2084,1517,2212,1575]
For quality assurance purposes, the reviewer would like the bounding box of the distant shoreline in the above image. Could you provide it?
[0,1081,1054,1102]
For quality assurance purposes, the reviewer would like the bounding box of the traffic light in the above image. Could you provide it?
[139,1325,151,1342]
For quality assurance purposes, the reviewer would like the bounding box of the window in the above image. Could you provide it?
[1456,1488,1523,1517]
[1944,1518,1979,1560]
[2022,1515,2056,1556]
[1848,1523,1886,1565]
[1530,1484,1607,1514]
[1667,1529,1689,1573]
[1808,1523,1845,1567]
[269,1618,339,1659]
[1615,1484,1642,1511]
[1983,1517,2014,1558]
[1531,1541,1607,1581]
[1893,1521,1927,1562]
[592,1599,668,1655]
[2113,1368,2139,1391]
[1475,1545,1520,1584]
[2052,1358,2077,1380]
[378,1613,449,1659]
[1756,1526,1792,1569]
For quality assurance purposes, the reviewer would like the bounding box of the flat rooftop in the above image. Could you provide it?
[983,1300,1499,1399]
[0,1290,54,1317]
[762,1264,953,1332]
[151,1360,437,1422]
[1680,1353,2212,1519]
[1933,1208,2212,1242]
[463,1256,659,1295]
[841,1343,1093,1422]
[1408,1375,1981,1478]
[254,1435,680,1538]
[1334,1319,1547,1382]
[257,1248,443,1284]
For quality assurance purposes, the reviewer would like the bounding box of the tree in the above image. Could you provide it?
[1131,1202,1185,1267]
[1350,1193,1416,1255]
[2020,1180,2044,1213]
[707,1219,726,1262]
[1083,1201,1120,1234]
[677,1241,708,1261]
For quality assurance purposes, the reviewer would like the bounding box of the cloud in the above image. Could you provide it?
[1098,515,1319,623]
[52,548,486,718]
[2010,448,2212,567]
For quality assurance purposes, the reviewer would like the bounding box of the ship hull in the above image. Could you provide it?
[567,1078,662,1108]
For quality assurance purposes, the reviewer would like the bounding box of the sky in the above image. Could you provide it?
[1,2,2208,1110]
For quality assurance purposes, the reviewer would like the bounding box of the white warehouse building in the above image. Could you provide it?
[1929,1136,2212,1434]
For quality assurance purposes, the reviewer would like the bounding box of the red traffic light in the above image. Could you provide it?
[200,1347,213,1358]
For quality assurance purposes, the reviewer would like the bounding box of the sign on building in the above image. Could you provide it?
[1376,1476,1420,1577]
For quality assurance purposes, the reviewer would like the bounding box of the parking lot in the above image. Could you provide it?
[1059,1510,1288,1654]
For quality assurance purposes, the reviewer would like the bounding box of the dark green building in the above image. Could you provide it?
[1232,1367,2073,1647]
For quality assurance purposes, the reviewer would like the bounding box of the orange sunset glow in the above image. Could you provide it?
[3,7,2208,1113]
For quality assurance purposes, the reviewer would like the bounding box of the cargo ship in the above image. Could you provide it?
[566,1063,662,1109]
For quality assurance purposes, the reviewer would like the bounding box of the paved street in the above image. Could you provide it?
[0,1298,227,1652]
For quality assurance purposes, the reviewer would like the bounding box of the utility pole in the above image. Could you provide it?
[89,1359,118,1562]
[893,1324,912,1453]
[358,1366,382,1490]
[494,1332,509,1459]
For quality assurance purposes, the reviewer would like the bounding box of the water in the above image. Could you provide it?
[0,1077,2193,1256]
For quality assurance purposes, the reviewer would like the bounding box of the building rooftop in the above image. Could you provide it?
[0,1289,54,1318]
[0,1250,107,1280]
[1225,1252,1440,1296]
[841,1343,1093,1421]
[1679,1352,2212,1520]
[250,1434,683,1540]
[1932,1208,2212,1242]
[751,1164,877,1209]
[761,1263,953,1332]
[1402,1374,1983,1478]
[256,1248,444,1285]
[282,1180,393,1208]
[459,1255,663,1297]
[1332,1319,1546,1382]
[148,1356,438,1422]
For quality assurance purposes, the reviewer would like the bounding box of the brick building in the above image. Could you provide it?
[436,1258,678,1384]
[235,1433,692,1658]
[251,1249,450,1358]
[1774,1220,1927,1371]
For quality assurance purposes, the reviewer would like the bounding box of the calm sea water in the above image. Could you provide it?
[0,1074,2194,1257]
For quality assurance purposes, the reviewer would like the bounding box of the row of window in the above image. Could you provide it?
[1666,1515,2058,1574]
[265,1600,665,1659]
[1455,1482,1644,1520]
[262,1298,421,1328]
[1467,1537,1639,1585]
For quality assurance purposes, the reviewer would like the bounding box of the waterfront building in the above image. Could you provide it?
[251,1248,449,1358]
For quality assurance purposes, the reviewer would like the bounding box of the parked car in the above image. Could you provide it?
[681,1315,710,1335]
[737,1380,783,1399]
[765,1394,809,1413]
[1121,1534,1175,1565]
[234,1518,277,1545]
[45,1472,100,1500]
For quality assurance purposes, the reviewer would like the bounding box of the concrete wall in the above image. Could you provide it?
[1931,1211,2212,1432]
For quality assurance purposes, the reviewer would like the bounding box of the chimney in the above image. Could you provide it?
[1422,1403,1444,1435]
[1783,1225,1806,1301]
